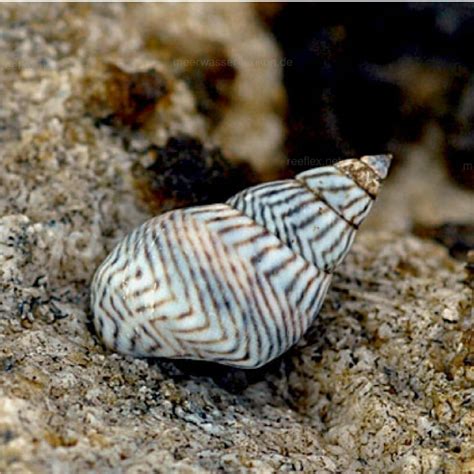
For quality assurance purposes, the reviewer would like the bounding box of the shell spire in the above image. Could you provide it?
[361,154,392,180]
[91,154,392,368]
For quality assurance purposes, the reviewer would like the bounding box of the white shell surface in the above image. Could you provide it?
[296,167,374,227]
[227,179,357,272]
[91,155,391,368]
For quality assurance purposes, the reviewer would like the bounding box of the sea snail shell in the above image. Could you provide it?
[91,154,392,368]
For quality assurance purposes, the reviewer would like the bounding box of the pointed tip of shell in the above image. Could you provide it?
[333,154,392,198]
[361,154,393,180]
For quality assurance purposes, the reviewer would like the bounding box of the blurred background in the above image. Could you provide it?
[262,4,473,181]
[258,3,474,259]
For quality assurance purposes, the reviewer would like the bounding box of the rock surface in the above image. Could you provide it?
[0,4,473,474]
[1,224,472,473]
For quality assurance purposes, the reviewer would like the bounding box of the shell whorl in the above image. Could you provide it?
[91,154,391,368]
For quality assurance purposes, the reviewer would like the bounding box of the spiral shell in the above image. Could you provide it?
[91,154,391,368]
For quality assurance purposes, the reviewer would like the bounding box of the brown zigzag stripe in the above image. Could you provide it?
[209,227,267,363]
[209,234,261,360]
[186,216,239,351]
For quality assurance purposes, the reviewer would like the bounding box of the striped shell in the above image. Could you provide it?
[91,154,391,368]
